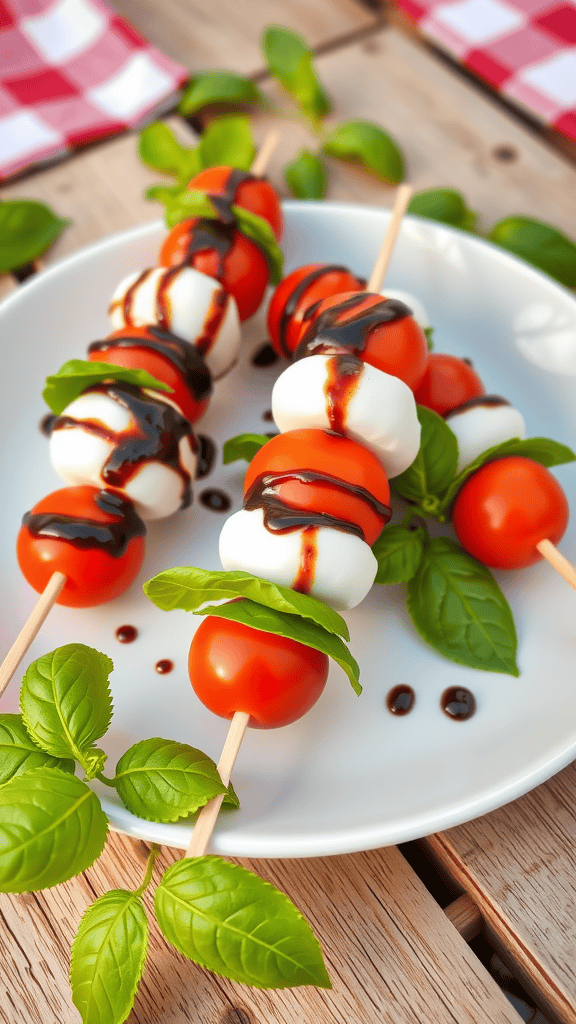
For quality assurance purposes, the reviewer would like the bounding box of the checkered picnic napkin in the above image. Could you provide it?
[397,0,576,144]
[0,0,187,180]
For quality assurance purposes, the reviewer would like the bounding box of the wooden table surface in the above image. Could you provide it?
[2,2,576,1022]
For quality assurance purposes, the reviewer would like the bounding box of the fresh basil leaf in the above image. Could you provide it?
[164,188,220,229]
[323,121,405,185]
[372,524,426,584]
[145,183,184,206]
[43,359,172,416]
[284,149,327,199]
[440,436,576,513]
[198,115,255,171]
[424,326,434,351]
[231,204,284,284]
[138,121,191,177]
[407,537,519,676]
[20,644,113,769]
[70,889,148,1024]
[179,72,263,116]
[113,738,228,823]
[0,768,108,892]
[0,714,75,785]
[155,856,331,989]
[223,780,240,810]
[489,216,576,289]
[144,566,350,641]
[0,199,69,274]
[392,406,458,512]
[408,188,477,231]
[223,432,270,464]
[261,26,331,122]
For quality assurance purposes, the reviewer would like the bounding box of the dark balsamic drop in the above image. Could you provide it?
[252,343,279,367]
[40,413,56,436]
[262,409,274,422]
[442,687,476,720]
[196,434,216,478]
[386,685,415,715]
[115,625,138,644]
[200,488,231,512]
[155,659,174,674]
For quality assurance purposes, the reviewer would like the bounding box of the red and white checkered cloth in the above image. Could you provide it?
[0,0,187,180]
[398,0,576,144]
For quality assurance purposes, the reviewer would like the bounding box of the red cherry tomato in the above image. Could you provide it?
[188,165,283,240]
[88,327,210,425]
[452,456,569,569]
[414,353,484,416]
[17,486,146,607]
[267,264,364,357]
[244,428,390,546]
[189,615,328,728]
[297,291,429,391]
[159,218,269,321]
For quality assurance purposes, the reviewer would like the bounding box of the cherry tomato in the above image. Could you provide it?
[297,291,429,391]
[267,264,364,358]
[89,327,211,425]
[17,486,146,607]
[244,428,391,546]
[189,615,328,728]
[414,353,484,417]
[188,165,283,240]
[159,218,269,321]
[452,456,569,569]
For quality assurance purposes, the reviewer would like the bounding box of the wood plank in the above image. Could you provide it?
[0,832,523,1024]
[424,761,576,1024]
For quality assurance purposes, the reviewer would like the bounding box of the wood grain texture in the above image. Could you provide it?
[0,832,523,1024]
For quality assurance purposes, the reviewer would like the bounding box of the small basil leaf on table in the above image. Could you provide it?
[43,359,172,415]
[0,768,108,892]
[489,216,576,289]
[155,856,331,989]
[178,72,263,116]
[231,204,284,283]
[372,524,426,584]
[197,115,255,170]
[407,188,477,231]
[0,713,75,785]
[70,889,149,1024]
[284,149,328,199]
[113,738,229,822]
[407,537,519,676]
[261,26,331,122]
[20,644,114,767]
[392,405,458,513]
[0,199,69,274]
[138,121,191,176]
[323,120,405,184]
[223,432,270,464]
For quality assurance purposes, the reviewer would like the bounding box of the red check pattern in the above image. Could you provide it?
[397,0,576,144]
[0,0,187,180]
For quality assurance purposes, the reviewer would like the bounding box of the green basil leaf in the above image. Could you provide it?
[145,182,184,206]
[0,768,108,892]
[0,199,69,274]
[408,188,477,231]
[43,358,172,415]
[138,121,190,177]
[20,644,114,768]
[144,566,350,641]
[407,537,519,676]
[323,120,405,185]
[223,780,240,810]
[489,216,576,289]
[0,714,75,785]
[392,406,458,511]
[113,738,228,822]
[440,436,576,513]
[70,889,148,1024]
[261,26,331,122]
[164,188,219,229]
[284,149,327,199]
[231,204,284,284]
[223,432,270,464]
[179,72,263,116]
[155,856,331,989]
[372,524,426,584]
[198,115,255,171]
[424,326,434,351]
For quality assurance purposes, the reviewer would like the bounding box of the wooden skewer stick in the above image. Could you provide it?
[186,711,250,858]
[367,183,413,294]
[536,539,576,591]
[0,571,66,698]
[250,129,281,177]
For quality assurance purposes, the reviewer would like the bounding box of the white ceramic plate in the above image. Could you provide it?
[2,202,576,858]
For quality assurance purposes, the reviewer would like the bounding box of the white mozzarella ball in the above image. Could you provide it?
[108,266,240,378]
[219,508,378,610]
[49,390,197,520]
[445,399,526,473]
[272,354,420,478]
[381,288,430,330]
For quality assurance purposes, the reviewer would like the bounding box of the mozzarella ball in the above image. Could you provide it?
[108,265,240,378]
[219,508,378,610]
[445,398,526,473]
[381,289,431,330]
[271,354,420,478]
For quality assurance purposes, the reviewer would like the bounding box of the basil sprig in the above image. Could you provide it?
[223,432,270,464]
[0,714,75,783]
[262,25,331,124]
[43,359,172,416]
[0,199,69,274]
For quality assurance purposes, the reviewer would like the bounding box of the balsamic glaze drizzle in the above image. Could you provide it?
[252,343,279,368]
[23,489,145,558]
[196,434,216,478]
[294,294,410,362]
[444,395,511,419]
[277,264,351,357]
[89,326,213,403]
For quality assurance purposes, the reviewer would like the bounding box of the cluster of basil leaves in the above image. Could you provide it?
[0,642,330,1024]
[223,412,576,678]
